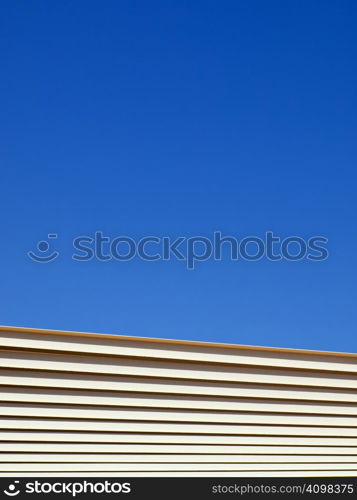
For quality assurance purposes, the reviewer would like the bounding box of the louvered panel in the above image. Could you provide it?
[3,454,357,463]
[1,329,356,374]
[2,370,357,404]
[1,463,357,472]
[1,387,357,415]
[2,435,357,445]
[2,419,357,435]
[1,404,357,426]
[1,350,357,390]
[3,443,357,453]
[1,326,357,477]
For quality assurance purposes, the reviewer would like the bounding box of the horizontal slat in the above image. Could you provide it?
[2,433,357,445]
[1,351,357,389]
[2,370,357,404]
[1,443,357,454]
[1,404,357,426]
[1,387,357,415]
[1,471,354,477]
[1,330,356,373]
[1,420,357,436]
[4,453,357,463]
[1,462,357,471]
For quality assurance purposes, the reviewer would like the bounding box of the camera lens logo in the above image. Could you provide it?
[27,233,59,263]
[4,481,20,496]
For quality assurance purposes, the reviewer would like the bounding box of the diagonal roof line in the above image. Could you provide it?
[0,325,356,359]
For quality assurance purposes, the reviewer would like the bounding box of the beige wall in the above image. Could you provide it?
[0,326,357,477]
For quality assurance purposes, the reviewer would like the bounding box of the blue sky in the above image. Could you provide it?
[1,1,356,351]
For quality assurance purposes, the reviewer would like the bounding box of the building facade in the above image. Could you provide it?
[0,326,357,476]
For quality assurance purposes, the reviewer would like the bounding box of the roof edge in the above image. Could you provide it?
[0,325,356,359]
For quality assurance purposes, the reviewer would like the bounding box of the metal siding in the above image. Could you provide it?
[3,454,357,463]
[0,327,356,477]
[2,388,357,414]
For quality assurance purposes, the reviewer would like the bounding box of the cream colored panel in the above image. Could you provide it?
[3,454,357,463]
[1,421,357,436]
[2,435,357,446]
[2,370,357,403]
[1,463,357,472]
[2,443,357,453]
[5,418,357,435]
[1,471,356,477]
[1,404,357,426]
[1,329,357,476]
[1,330,356,373]
[1,351,357,389]
[1,387,357,415]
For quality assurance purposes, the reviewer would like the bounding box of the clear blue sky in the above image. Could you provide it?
[1,1,356,351]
